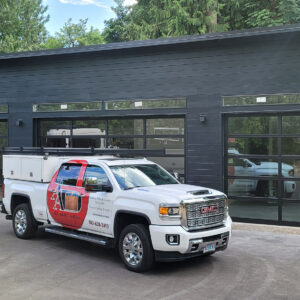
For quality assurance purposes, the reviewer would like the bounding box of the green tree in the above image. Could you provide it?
[126,0,225,40]
[0,0,49,53]
[44,18,104,49]
[220,0,300,31]
[104,0,300,42]
[102,0,131,43]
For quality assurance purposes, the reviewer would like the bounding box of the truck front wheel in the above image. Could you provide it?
[13,203,38,239]
[118,224,154,272]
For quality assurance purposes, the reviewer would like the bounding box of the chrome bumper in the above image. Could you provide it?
[187,232,229,254]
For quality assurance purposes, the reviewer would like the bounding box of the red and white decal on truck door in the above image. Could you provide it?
[47,160,89,230]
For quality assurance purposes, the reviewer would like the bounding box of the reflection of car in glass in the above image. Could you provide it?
[228,149,296,197]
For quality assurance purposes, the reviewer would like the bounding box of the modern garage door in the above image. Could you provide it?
[225,113,300,225]
[36,117,185,182]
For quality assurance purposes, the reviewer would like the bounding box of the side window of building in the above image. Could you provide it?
[84,165,111,186]
[56,164,82,186]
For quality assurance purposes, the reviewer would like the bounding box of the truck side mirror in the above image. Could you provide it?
[85,177,113,193]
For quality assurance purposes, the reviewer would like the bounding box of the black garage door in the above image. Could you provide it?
[36,117,185,182]
[225,113,300,225]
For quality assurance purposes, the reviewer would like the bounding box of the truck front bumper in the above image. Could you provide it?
[150,217,232,261]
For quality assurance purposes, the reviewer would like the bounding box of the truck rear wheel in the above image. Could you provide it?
[13,203,38,239]
[118,224,154,272]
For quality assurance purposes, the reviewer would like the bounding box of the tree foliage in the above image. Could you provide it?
[220,0,300,31]
[43,18,104,49]
[103,0,300,43]
[1,0,300,52]
[102,0,131,43]
[0,0,49,53]
[127,0,226,40]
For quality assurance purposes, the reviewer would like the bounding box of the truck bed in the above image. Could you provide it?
[3,179,49,222]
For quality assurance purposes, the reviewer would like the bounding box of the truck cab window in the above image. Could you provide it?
[56,164,81,186]
[84,165,111,186]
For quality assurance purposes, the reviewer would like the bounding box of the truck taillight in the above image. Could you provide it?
[2,183,4,198]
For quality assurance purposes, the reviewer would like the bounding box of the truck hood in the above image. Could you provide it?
[132,184,225,202]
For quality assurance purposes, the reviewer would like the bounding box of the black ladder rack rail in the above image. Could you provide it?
[1,147,166,157]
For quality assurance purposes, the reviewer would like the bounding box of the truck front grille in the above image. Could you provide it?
[183,197,226,230]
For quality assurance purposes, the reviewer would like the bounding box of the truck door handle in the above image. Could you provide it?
[49,190,56,193]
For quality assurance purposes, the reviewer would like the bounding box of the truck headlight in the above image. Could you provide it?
[225,197,229,218]
[159,204,180,217]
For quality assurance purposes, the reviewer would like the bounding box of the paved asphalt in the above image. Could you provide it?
[0,214,300,300]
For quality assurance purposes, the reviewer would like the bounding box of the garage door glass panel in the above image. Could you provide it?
[227,157,279,177]
[108,119,143,135]
[282,116,300,134]
[0,138,8,149]
[147,137,184,150]
[227,179,278,198]
[39,120,71,136]
[107,138,144,149]
[39,137,70,148]
[282,138,300,155]
[73,120,106,136]
[0,122,8,136]
[282,202,300,222]
[229,199,278,220]
[228,116,278,135]
[228,138,278,155]
[72,138,106,149]
[146,118,184,135]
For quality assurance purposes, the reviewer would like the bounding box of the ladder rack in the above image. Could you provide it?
[1,147,166,157]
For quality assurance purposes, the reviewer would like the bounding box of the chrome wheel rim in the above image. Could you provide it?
[122,232,143,266]
[14,210,27,235]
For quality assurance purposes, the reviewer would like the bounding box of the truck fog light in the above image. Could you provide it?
[166,234,180,245]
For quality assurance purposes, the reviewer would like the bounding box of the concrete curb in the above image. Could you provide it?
[233,222,300,235]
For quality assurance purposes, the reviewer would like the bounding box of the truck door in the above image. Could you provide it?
[80,165,113,237]
[47,160,89,230]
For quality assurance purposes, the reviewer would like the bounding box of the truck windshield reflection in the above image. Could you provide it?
[110,164,178,190]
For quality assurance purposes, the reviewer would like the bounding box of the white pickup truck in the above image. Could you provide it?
[1,151,231,272]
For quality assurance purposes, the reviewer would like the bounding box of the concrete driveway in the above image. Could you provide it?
[0,214,299,300]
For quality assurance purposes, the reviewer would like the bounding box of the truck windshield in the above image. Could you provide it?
[110,164,178,190]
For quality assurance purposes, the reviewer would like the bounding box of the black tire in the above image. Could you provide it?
[12,203,38,239]
[256,181,269,197]
[118,224,154,273]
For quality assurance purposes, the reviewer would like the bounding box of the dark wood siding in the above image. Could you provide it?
[1,32,300,191]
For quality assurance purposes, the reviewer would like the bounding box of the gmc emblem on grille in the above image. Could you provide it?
[201,205,218,214]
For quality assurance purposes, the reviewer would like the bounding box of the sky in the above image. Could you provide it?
[43,0,137,35]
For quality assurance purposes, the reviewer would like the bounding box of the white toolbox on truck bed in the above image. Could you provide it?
[3,155,66,182]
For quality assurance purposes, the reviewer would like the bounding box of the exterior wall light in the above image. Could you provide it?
[15,119,23,127]
[199,114,207,124]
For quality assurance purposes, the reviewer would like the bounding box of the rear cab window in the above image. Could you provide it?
[56,163,82,186]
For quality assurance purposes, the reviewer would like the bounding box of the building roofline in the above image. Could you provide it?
[1,23,300,61]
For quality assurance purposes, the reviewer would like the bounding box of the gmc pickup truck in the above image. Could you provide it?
[1,150,231,272]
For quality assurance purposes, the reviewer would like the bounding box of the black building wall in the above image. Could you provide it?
[1,31,300,191]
